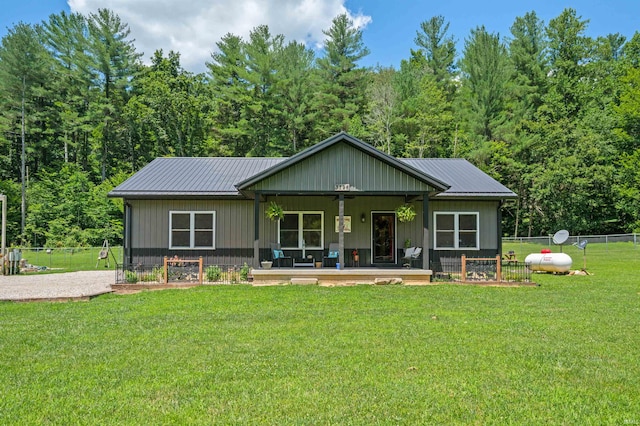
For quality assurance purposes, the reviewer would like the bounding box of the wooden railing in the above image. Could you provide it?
[461,255,501,282]
[163,256,203,284]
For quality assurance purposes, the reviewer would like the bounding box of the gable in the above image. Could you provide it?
[237,134,449,194]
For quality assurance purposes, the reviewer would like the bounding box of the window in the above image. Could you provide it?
[169,211,215,249]
[434,212,478,249]
[279,212,323,249]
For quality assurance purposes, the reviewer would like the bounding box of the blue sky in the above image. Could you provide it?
[1,0,639,72]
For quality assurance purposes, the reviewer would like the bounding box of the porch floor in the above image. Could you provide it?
[250,267,432,286]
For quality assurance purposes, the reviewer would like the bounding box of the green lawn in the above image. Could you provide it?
[16,246,123,272]
[1,243,638,424]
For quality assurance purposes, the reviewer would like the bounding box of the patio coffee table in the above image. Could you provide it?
[293,257,315,267]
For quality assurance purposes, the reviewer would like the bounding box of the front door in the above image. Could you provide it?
[372,212,396,264]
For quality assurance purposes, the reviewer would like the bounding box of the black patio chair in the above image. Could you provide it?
[323,242,340,267]
[270,243,292,267]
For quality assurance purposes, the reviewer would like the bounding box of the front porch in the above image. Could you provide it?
[251,266,432,286]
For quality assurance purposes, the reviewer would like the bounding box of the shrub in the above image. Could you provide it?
[141,266,164,282]
[125,270,138,283]
[240,263,250,281]
[206,265,222,282]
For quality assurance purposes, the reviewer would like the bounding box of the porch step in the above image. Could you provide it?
[290,277,318,285]
[374,277,403,285]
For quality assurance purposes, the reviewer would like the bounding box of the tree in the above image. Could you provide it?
[0,23,52,237]
[404,73,454,158]
[207,33,251,156]
[508,11,548,123]
[413,15,457,97]
[86,8,141,180]
[365,67,398,154]
[25,164,125,247]
[544,8,591,121]
[459,26,511,143]
[242,25,285,156]
[314,14,370,135]
[126,50,209,167]
[41,11,93,166]
[273,41,317,154]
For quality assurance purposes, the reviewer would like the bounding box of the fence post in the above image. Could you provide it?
[461,254,466,282]
[163,256,168,285]
[199,256,203,285]
[496,254,501,282]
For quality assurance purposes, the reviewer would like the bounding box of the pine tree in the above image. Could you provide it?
[314,14,370,136]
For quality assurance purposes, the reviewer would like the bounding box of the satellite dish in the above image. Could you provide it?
[573,240,589,273]
[575,240,588,250]
[552,230,569,245]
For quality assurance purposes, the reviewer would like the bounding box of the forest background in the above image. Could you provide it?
[1,8,639,248]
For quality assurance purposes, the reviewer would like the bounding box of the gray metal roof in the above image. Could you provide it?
[402,158,516,199]
[109,154,516,200]
[109,157,286,198]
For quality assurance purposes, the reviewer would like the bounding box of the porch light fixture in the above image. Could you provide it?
[361,213,366,223]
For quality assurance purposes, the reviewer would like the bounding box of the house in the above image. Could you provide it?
[108,132,516,273]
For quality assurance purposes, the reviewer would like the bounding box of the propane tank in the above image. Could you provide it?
[524,252,572,273]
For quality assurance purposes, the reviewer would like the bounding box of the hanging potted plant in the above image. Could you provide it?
[265,201,284,222]
[396,204,416,223]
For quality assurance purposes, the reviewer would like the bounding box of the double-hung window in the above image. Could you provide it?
[169,211,215,249]
[279,211,323,249]
[434,212,479,249]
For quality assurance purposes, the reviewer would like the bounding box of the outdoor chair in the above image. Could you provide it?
[503,250,517,261]
[323,243,340,267]
[270,243,292,267]
[401,247,422,268]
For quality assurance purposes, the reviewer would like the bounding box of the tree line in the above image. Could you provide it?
[1,8,639,247]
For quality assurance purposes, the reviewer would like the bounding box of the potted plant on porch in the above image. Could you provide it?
[396,204,416,223]
[265,201,284,222]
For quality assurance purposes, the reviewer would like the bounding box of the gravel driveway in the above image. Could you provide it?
[0,270,114,301]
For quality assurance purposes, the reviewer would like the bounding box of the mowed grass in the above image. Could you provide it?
[1,243,639,424]
[15,247,123,272]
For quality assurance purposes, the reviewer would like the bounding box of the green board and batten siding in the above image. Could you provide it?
[128,197,500,266]
[247,142,436,194]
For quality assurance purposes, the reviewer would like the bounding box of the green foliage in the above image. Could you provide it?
[265,201,284,221]
[124,269,138,283]
[25,164,124,246]
[205,265,222,282]
[396,204,417,223]
[141,267,164,283]
[2,7,640,242]
[314,14,370,136]
[239,262,250,281]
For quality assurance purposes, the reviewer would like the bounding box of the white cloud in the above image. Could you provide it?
[68,0,372,73]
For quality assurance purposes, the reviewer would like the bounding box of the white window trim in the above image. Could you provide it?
[278,211,324,249]
[169,211,216,249]
[433,212,479,250]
